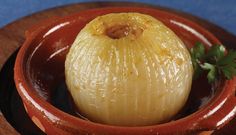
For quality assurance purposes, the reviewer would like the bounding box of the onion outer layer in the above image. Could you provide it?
[65,13,193,126]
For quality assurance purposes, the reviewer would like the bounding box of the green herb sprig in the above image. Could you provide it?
[190,42,236,83]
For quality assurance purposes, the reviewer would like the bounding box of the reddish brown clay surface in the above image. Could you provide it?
[0,2,236,135]
[13,7,236,135]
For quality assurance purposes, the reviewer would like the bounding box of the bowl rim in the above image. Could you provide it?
[14,6,236,134]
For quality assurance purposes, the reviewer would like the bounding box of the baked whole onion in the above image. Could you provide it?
[65,13,193,126]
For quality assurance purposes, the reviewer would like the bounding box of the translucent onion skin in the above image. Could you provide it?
[65,13,193,126]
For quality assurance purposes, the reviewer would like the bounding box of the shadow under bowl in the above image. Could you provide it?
[14,7,236,135]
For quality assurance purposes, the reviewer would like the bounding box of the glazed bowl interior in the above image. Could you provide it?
[15,7,233,134]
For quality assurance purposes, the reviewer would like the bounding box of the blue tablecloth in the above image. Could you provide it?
[0,0,235,35]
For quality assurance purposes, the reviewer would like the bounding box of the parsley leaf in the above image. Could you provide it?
[218,50,236,79]
[190,42,205,60]
[200,63,216,83]
[190,42,205,80]
[205,45,225,62]
[218,50,236,65]
[190,43,236,83]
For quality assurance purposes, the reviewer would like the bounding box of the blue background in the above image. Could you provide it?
[0,0,235,35]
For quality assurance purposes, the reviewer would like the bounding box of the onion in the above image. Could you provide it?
[65,13,193,126]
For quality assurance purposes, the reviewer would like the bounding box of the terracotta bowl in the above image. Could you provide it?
[14,7,236,135]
